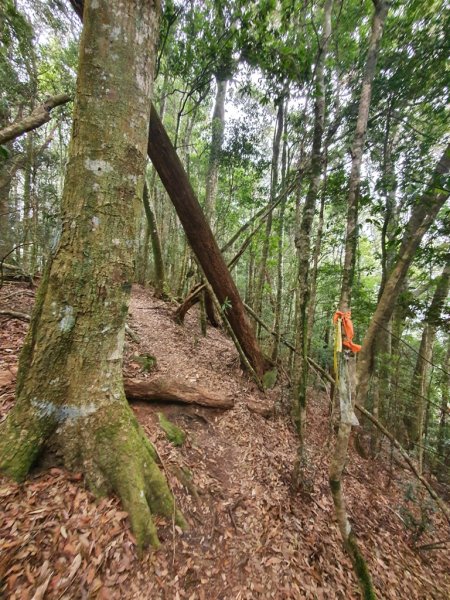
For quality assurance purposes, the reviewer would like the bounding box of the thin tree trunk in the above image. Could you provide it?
[292,0,333,474]
[253,99,284,330]
[407,260,450,471]
[330,2,389,597]
[436,336,450,477]
[340,0,389,310]
[22,133,34,273]
[205,76,227,227]
[271,95,289,362]
[143,181,165,296]
[307,154,328,352]
[356,145,450,407]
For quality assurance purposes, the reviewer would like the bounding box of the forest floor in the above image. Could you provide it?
[0,282,449,600]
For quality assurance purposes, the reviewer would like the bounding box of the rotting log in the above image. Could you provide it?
[147,106,267,377]
[124,378,234,409]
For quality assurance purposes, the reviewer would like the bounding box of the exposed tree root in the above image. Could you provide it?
[0,399,186,548]
[0,309,31,322]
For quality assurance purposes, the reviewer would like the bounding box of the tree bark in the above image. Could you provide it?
[436,336,450,478]
[271,95,289,362]
[356,145,450,407]
[340,0,389,310]
[330,2,389,597]
[253,99,284,330]
[0,0,184,548]
[0,94,70,146]
[142,181,165,296]
[205,76,227,227]
[306,158,327,351]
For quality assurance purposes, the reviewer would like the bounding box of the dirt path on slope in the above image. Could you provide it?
[0,284,449,599]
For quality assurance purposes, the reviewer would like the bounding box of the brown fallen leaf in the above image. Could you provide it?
[67,553,82,581]
[31,573,53,600]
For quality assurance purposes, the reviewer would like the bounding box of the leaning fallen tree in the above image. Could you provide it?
[147,106,268,377]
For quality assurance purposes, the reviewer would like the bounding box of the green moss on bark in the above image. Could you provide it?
[346,534,377,600]
[158,413,186,446]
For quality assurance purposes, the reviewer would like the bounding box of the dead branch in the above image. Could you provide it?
[0,94,71,145]
[0,309,31,322]
[355,403,450,525]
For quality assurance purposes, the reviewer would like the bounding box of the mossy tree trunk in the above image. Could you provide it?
[0,0,184,548]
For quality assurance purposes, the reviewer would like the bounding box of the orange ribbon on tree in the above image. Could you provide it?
[333,310,362,354]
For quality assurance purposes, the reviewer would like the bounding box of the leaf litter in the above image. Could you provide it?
[0,283,449,599]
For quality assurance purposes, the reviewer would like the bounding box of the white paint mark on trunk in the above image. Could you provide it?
[85,159,113,176]
[59,305,75,332]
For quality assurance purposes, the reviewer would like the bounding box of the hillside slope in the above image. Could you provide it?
[0,283,449,599]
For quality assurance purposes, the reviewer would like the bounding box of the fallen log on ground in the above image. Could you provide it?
[0,263,34,286]
[124,378,234,409]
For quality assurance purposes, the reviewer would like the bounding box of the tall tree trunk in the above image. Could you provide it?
[436,336,450,479]
[22,133,34,272]
[329,2,389,597]
[307,153,328,354]
[68,0,266,376]
[407,259,450,471]
[292,0,333,464]
[202,78,228,332]
[0,0,184,548]
[271,95,289,362]
[340,0,389,310]
[370,113,398,450]
[205,76,227,227]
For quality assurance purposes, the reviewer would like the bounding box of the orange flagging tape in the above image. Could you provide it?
[333,310,362,353]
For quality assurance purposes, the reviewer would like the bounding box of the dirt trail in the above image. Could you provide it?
[0,284,449,599]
